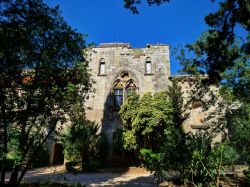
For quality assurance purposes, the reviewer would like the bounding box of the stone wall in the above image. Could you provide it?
[85,43,170,155]
[170,75,227,144]
[84,43,225,158]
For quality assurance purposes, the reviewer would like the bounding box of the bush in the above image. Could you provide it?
[95,132,110,164]
[140,148,166,184]
[65,161,79,173]
[61,119,100,171]
[0,159,15,171]
[84,160,100,171]
[32,147,50,168]
[181,133,239,186]
[6,159,15,170]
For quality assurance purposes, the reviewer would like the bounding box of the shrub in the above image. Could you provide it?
[95,132,110,164]
[32,147,50,168]
[6,159,15,171]
[84,160,101,171]
[65,161,79,173]
[182,132,239,186]
[61,119,100,171]
[140,148,165,184]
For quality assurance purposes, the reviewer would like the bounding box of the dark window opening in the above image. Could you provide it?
[192,100,202,109]
[114,89,123,107]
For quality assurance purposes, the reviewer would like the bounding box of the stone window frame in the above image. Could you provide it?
[125,80,137,96]
[113,81,124,107]
[144,57,154,75]
[110,72,138,109]
[190,100,208,129]
[98,58,106,76]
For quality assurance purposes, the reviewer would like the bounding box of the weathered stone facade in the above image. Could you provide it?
[170,75,226,143]
[85,43,170,152]
[84,43,225,157]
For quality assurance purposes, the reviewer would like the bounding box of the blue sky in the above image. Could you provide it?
[45,0,219,74]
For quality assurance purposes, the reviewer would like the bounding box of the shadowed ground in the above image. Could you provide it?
[7,166,158,186]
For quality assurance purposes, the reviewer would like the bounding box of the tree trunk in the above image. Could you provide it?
[81,147,89,171]
[81,154,85,171]
[9,165,20,187]
[0,91,7,185]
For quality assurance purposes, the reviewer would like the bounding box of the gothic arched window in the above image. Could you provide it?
[145,57,152,74]
[99,58,106,75]
[111,72,138,108]
[126,81,137,95]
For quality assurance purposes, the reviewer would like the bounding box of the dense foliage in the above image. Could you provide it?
[0,0,92,186]
[120,83,188,183]
[120,80,237,186]
[120,91,173,153]
[61,119,101,171]
[178,1,250,184]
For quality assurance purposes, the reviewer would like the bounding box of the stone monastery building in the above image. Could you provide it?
[84,43,221,157]
[86,43,170,138]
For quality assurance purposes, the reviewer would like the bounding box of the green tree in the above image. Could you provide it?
[123,0,249,98]
[0,0,92,186]
[120,90,182,183]
[121,0,249,184]
[176,0,250,180]
[178,0,250,92]
[182,131,239,187]
[120,91,173,153]
[62,119,100,171]
[227,103,250,164]
[159,80,189,177]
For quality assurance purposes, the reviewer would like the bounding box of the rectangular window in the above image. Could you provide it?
[99,63,105,75]
[146,62,152,74]
[114,89,123,107]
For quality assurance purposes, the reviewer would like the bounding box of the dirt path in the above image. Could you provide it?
[16,166,158,186]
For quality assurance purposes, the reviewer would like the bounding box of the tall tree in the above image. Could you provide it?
[120,91,176,183]
[120,92,173,153]
[122,0,249,96]
[0,0,92,186]
[179,0,249,95]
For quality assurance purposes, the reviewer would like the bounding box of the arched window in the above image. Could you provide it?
[126,81,137,95]
[99,58,106,75]
[145,57,152,74]
[111,72,138,108]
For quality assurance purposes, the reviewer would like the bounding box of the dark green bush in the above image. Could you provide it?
[65,161,79,173]
[0,159,15,171]
[95,132,110,164]
[84,160,100,171]
[32,147,50,168]
[6,159,15,170]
